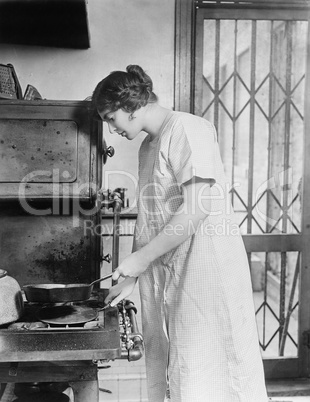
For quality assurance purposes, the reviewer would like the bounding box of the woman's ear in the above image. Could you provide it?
[129,113,136,121]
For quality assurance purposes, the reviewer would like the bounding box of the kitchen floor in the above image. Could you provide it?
[97,388,310,402]
[97,375,310,402]
[97,384,310,402]
[98,373,148,402]
[269,399,310,401]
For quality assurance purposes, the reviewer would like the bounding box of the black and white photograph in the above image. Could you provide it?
[0,1,310,401]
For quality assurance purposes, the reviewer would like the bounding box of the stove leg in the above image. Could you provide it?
[70,380,99,402]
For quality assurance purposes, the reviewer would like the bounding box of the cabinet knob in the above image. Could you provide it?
[101,254,112,263]
[106,146,115,158]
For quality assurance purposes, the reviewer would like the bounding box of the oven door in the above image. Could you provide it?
[0,99,102,201]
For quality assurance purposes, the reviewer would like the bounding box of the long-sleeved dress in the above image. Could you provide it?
[134,111,268,402]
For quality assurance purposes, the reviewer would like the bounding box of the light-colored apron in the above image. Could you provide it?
[135,111,268,402]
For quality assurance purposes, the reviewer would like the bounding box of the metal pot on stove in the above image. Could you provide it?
[0,269,24,325]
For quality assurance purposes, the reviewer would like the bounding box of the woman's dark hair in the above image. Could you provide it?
[91,65,158,119]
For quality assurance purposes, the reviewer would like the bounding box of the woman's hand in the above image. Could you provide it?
[104,277,137,307]
[112,250,150,281]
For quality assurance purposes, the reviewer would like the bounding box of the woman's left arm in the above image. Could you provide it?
[112,178,211,281]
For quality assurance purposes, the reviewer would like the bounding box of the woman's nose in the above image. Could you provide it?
[107,122,116,134]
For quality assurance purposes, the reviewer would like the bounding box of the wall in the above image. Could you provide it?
[0,0,175,102]
[0,0,175,203]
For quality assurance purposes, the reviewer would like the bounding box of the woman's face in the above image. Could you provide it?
[98,108,142,141]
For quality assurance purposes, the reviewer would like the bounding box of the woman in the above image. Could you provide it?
[92,65,268,402]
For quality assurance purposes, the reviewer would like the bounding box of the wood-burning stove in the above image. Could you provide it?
[0,100,143,402]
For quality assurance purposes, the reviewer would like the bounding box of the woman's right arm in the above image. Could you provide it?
[104,276,137,306]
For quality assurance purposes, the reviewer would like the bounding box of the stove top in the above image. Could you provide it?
[8,297,104,328]
[0,290,143,366]
[0,290,121,362]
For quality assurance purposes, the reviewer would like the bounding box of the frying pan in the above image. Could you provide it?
[23,273,113,303]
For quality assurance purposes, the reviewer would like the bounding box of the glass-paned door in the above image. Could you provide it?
[194,5,310,378]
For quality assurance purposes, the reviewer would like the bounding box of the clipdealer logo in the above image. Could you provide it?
[18,169,101,227]
[17,167,298,232]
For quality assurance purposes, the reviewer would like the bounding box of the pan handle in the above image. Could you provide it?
[89,273,113,287]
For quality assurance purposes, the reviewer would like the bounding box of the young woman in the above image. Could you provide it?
[92,65,268,402]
